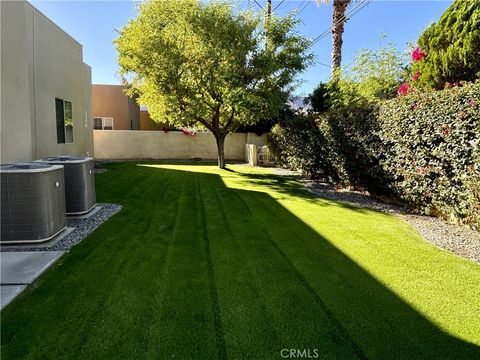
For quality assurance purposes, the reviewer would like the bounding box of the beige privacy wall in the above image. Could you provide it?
[94,131,267,160]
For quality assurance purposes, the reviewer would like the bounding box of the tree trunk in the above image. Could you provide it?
[215,134,226,169]
[331,0,350,80]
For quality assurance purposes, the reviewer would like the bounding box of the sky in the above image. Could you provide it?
[30,0,453,96]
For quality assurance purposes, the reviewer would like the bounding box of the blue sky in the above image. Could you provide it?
[31,0,452,96]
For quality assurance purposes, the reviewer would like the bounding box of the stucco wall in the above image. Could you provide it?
[0,1,93,163]
[92,85,140,130]
[0,1,33,162]
[139,110,164,131]
[93,131,267,160]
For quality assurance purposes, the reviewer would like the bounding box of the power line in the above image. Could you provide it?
[272,0,286,13]
[310,0,371,46]
[309,0,373,48]
[298,0,312,15]
[317,61,331,68]
[253,0,264,10]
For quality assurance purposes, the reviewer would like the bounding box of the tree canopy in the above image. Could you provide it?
[115,0,312,168]
[344,41,408,100]
[412,0,480,89]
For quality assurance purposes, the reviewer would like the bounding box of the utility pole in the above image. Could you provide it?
[265,0,272,49]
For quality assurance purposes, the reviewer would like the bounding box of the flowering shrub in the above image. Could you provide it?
[411,0,480,89]
[270,81,480,228]
[397,83,410,95]
[399,49,425,94]
[378,81,480,227]
[411,47,426,62]
[412,71,421,82]
[180,127,196,136]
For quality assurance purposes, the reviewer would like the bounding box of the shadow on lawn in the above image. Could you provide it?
[139,164,479,358]
[234,170,378,215]
[2,162,479,360]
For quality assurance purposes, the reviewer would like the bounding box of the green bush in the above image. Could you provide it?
[378,82,480,227]
[412,0,480,89]
[304,82,331,113]
[269,81,480,228]
[268,113,348,181]
[270,80,388,192]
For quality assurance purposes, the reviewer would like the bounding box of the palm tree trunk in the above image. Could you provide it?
[331,0,350,79]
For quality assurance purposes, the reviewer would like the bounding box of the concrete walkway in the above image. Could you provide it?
[1,251,64,310]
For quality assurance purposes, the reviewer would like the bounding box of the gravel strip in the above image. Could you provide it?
[268,166,303,177]
[304,181,480,264]
[1,203,122,252]
[305,182,405,213]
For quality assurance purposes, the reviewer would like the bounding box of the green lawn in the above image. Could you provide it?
[2,162,479,359]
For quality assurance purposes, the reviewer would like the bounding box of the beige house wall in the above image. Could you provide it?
[1,1,33,162]
[0,0,93,163]
[93,131,267,161]
[92,85,140,130]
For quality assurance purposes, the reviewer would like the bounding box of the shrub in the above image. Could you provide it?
[304,82,331,113]
[411,0,480,89]
[315,96,387,192]
[378,81,480,227]
[268,112,349,181]
[269,86,384,191]
[269,81,480,228]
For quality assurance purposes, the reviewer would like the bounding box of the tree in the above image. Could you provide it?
[115,0,311,168]
[344,39,409,100]
[412,0,480,89]
[305,82,331,112]
[316,0,351,80]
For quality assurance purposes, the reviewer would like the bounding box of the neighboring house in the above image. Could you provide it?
[92,84,171,131]
[0,0,93,163]
[92,84,140,130]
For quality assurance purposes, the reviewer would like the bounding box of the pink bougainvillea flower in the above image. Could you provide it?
[411,47,426,61]
[181,127,196,137]
[412,71,421,81]
[398,82,410,95]
[468,98,475,107]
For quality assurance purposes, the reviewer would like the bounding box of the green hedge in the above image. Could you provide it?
[269,96,389,193]
[378,82,480,227]
[269,82,480,228]
[269,114,349,181]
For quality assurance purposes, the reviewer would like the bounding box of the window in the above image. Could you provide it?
[93,117,114,130]
[55,98,73,143]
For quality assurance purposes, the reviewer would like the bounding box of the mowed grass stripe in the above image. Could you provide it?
[79,168,186,359]
[237,181,480,359]
[198,172,282,359]
[204,175,363,359]
[1,167,175,359]
[1,163,479,360]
